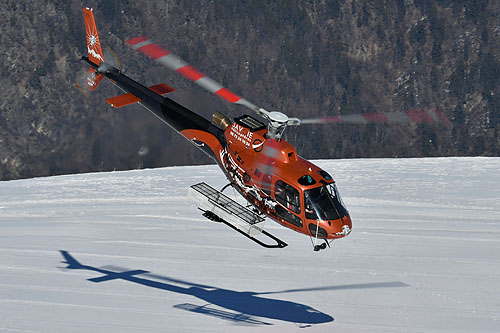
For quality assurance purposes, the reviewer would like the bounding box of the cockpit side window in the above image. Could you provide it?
[274,180,301,214]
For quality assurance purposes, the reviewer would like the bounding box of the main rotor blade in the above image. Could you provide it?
[256,281,410,296]
[125,38,449,128]
[299,109,450,125]
[126,37,269,116]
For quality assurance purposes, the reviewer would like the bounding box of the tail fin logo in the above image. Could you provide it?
[83,7,104,65]
[87,45,104,62]
[86,28,104,62]
[89,34,97,46]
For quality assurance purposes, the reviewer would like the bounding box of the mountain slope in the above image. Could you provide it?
[0,157,499,331]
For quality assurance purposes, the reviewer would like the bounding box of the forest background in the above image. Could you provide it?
[0,0,498,180]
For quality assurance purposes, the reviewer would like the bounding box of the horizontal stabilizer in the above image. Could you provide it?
[106,92,141,108]
[106,83,175,108]
[149,83,176,95]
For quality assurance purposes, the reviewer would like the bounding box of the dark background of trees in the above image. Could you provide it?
[1,0,499,180]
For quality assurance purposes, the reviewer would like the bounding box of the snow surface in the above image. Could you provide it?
[0,157,499,332]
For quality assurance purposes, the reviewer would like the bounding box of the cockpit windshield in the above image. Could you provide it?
[304,183,348,220]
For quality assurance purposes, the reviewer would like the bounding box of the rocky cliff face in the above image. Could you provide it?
[1,0,499,180]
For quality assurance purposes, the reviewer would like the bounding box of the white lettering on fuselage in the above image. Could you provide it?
[229,123,253,147]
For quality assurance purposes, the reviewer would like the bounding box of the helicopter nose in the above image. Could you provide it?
[330,215,352,238]
[344,215,352,229]
[338,224,351,237]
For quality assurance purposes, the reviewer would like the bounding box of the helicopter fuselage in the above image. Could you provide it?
[83,56,351,241]
[185,115,352,240]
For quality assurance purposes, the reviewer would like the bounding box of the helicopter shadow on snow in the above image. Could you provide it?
[59,250,408,326]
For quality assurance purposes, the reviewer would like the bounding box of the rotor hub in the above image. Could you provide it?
[266,112,290,140]
[268,111,289,124]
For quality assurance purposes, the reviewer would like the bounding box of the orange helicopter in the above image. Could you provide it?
[80,8,449,251]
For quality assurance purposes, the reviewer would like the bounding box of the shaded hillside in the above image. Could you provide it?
[0,0,499,180]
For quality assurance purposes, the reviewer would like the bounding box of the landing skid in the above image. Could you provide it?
[199,208,287,249]
[189,182,287,249]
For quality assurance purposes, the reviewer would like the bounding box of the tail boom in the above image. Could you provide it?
[80,10,226,165]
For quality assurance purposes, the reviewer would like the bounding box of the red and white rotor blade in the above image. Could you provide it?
[300,109,450,125]
[126,37,268,115]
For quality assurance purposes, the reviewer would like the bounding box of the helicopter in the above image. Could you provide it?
[80,8,449,251]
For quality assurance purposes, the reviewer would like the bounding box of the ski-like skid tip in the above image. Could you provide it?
[199,208,287,249]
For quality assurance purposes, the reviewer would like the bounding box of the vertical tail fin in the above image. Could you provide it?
[83,7,104,65]
[82,7,104,91]
[60,250,83,269]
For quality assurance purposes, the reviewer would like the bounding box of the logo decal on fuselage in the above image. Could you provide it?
[252,139,264,152]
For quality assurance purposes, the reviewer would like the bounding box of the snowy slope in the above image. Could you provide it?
[0,157,499,332]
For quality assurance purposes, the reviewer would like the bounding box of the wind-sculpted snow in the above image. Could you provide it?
[0,158,499,332]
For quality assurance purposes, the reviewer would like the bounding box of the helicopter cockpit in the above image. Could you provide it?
[304,182,348,221]
[270,169,350,240]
